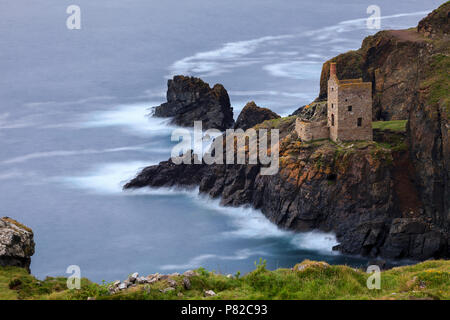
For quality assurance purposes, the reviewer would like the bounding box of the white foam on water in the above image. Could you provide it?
[160,248,266,271]
[290,231,339,253]
[193,194,339,254]
[0,145,153,165]
[58,161,154,194]
[80,103,177,137]
[60,158,339,254]
[168,10,432,81]
[263,61,323,80]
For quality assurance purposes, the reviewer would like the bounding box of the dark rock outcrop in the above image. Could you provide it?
[234,101,280,130]
[153,76,234,130]
[0,217,35,272]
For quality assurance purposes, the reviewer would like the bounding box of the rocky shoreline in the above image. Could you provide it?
[126,4,449,261]
[152,75,234,131]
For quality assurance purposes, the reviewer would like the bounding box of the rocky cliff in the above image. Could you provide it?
[318,2,449,121]
[318,3,449,244]
[290,101,327,121]
[127,4,449,261]
[125,113,448,259]
[0,217,35,272]
[153,75,235,130]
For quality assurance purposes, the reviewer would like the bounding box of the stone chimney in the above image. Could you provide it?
[330,62,337,78]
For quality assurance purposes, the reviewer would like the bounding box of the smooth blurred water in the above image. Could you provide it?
[0,0,440,282]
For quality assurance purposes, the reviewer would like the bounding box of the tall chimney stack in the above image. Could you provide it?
[330,62,337,78]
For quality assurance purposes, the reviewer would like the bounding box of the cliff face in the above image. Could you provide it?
[125,115,448,259]
[0,217,35,272]
[319,31,425,121]
[318,3,449,239]
[153,75,235,130]
[127,4,449,260]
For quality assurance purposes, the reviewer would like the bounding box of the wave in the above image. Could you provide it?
[23,95,117,108]
[169,34,294,77]
[262,61,323,80]
[58,161,156,194]
[79,103,177,136]
[78,103,221,158]
[168,9,433,80]
[160,248,265,271]
[193,193,339,254]
[61,158,340,254]
[0,145,154,165]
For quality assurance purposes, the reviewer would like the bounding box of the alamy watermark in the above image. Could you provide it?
[66,5,81,30]
[66,265,81,289]
[171,121,280,176]
[367,5,381,30]
[366,265,381,290]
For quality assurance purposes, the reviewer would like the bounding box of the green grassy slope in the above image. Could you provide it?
[1,260,449,300]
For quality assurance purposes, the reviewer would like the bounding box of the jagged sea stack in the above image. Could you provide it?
[153,75,235,130]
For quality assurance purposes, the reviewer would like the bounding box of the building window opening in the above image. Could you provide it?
[331,114,335,126]
[357,118,362,127]
[348,105,352,111]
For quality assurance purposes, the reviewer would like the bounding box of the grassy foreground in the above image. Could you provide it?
[0,259,449,300]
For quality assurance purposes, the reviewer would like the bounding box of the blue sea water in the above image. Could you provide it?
[0,0,441,282]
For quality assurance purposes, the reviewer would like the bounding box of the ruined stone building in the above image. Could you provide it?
[296,62,373,142]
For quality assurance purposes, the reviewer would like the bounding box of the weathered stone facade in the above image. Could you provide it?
[327,63,373,142]
[295,119,329,141]
[295,63,373,142]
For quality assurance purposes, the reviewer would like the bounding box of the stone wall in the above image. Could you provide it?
[295,119,329,141]
[328,74,373,142]
[327,75,339,141]
[335,83,373,141]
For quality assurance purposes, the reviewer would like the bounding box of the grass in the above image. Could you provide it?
[372,120,407,132]
[1,260,449,300]
[253,115,297,132]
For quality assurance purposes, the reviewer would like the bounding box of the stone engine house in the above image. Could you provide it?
[296,62,373,142]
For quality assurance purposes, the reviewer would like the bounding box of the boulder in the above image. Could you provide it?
[136,276,147,284]
[182,277,191,290]
[167,279,177,287]
[183,270,197,277]
[234,101,280,130]
[128,272,139,283]
[153,75,234,130]
[204,290,216,297]
[0,217,35,272]
[118,282,127,290]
